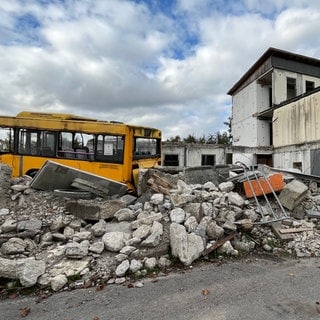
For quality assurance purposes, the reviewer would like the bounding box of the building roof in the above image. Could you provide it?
[227,47,320,95]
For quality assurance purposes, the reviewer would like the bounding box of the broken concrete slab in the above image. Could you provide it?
[183,166,219,185]
[278,180,308,211]
[30,160,127,197]
[306,210,320,219]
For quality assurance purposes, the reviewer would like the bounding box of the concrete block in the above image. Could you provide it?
[278,180,308,211]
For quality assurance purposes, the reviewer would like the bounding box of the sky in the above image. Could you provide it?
[1,0,320,140]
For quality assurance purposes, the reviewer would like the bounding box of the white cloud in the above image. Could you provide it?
[0,0,320,140]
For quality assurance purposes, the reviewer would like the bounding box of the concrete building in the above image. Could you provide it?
[161,142,229,168]
[228,47,320,169]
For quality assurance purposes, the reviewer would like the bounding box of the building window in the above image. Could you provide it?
[164,154,179,166]
[306,80,315,93]
[287,77,296,99]
[201,154,215,166]
[293,162,302,172]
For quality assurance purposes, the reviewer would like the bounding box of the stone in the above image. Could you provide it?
[170,223,205,266]
[114,208,135,222]
[222,221,237,232]
[115,259,130,277]
[51,274,68,291]
[120,245,136,255]
[279,180,308,211]
[132,225,151,240]
[65,241,89,259]
[1,218,17,233]
[200,202,214,217]
[150,193,164,205]
[102,232,129,252]
[141,221,163,247]
[170,208,186,224]
[131,213,163,229]
[184,216,198,233]
[217,240,238,256]
[20,258,46,287]
[72,231,92,242]
[17,218,42,234]
[129,259,143,273]
[63,226,75,239]
[89,241,105,254]
[158,256,171,268]
[228,192,245,207]
[0,208,9,216]
[218,181,234,192]
[206,221,225,239]
[203,181,218,191]
[1,237,27,255]
[183,203,202,222]
[144,257,157,269]
[91,219,107,237]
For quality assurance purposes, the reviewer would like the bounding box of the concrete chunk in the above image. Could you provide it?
[279,180,308,211]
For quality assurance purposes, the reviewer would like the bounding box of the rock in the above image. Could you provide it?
[170,208,186,224]
[114,208,135,222]
[120,245,136,255]
[184,216,198,233]
[89,241,105,254]
[217,240,238,256]
[279,180,309,211]
[65,241,89,259]
[1,218,17,233]
[129,259,143,273]
[218,181,234,192]
[158,256,171,268]
[206,221,225,239]
[150,193,164,205]
[102,232,130,252]
[203,181,218,191]
[51,274,68,291]
[183,203,202,222]
[228,192,245,207]
[72,231,92,242]
[17,218,42,235]
[132,225,151,240]
[0,208,9,216]
[91,219,107,237]
[170,223,205,266]
[115,259,130,277]
[200,202,214,217]
[131,213,163,229]
[144,257,157,269]
[1,237,27,255]
[141,221,163,247]
[66,199,126,220]
[20,258,46,287]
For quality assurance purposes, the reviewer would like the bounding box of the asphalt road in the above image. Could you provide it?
[1,256,320,320]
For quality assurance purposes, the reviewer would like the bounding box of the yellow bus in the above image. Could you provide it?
[0,111,161,191]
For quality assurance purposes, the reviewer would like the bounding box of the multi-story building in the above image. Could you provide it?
[228,47,320,171]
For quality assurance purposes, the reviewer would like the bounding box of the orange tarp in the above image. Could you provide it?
[243,173,285,198]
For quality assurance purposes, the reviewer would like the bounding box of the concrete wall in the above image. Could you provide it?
[273,90,320,148]
[162,143,226,167]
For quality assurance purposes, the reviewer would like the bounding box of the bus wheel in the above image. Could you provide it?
[53,189,92,199]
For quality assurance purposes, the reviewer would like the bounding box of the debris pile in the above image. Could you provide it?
[0,163,320,294]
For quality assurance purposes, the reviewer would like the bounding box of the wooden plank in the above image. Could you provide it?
[271,222,293,241]
[147,173,174,195]
[202,233,237,256]
[279,227,313,234]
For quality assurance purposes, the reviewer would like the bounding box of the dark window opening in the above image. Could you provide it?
[287,77,296,99]
[201,154,215,166]
[164,154,179,166]
[293,162,302,172]
[306,80,315,93]
[256,154,273,167]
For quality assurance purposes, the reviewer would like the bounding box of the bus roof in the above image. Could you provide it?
[17,111,98,122]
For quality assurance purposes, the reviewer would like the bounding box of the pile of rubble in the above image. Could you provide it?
[0,163,320,294]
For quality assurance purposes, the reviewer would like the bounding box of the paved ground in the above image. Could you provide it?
[1,256,320,320]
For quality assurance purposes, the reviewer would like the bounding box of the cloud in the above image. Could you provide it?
[0,0,320,140]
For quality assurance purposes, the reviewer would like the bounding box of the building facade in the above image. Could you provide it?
[162,142,229,168]
[228,47,320,169]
